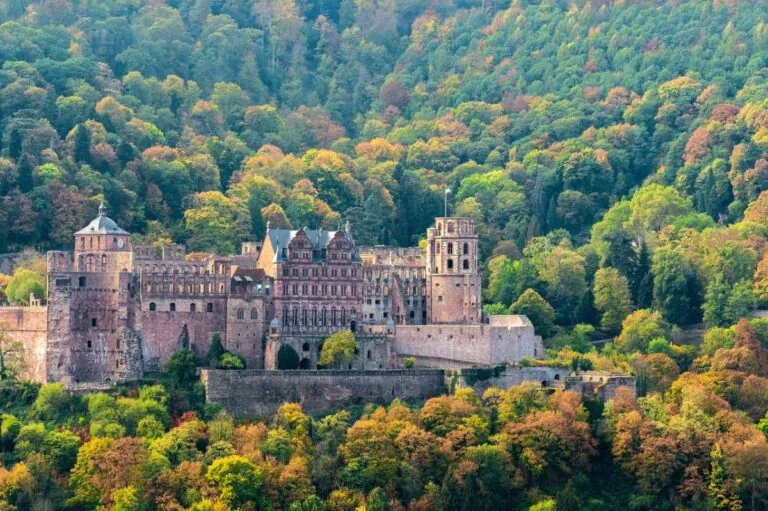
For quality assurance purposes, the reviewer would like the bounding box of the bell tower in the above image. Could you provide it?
[426,217,481,324]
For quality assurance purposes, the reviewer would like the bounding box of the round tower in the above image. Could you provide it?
[426,217,481,324]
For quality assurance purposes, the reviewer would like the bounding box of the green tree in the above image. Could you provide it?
[5,269,45,305]
[652,246,702,325]
[593,268,633,333]
[319,331,356,368]
[616,309,666,353]
[163,349,200,389]
[206,455,265,508]
[509,289,556,338]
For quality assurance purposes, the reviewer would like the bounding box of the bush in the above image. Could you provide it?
[404,357,415,369]
[217,352,245,370]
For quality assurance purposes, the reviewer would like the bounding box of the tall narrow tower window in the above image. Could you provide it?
[463,243,469,255]
[447,243,453,254]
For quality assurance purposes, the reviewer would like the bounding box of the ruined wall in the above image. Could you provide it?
[47,272,143,384]
[392,317,544,367]
[226,297,267,369]
[202,369,447,417]
[265,333,390,370]
[452,366,567,394]
[0,306,48,382]
[137,302,227,371]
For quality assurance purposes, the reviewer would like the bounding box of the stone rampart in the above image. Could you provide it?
[393,318,544,367]
[201,369,446,417]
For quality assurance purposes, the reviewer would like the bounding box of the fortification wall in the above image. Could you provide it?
[202,369,446,417]
[393,321,543,367]
[0,306,48,382]
[452,366,567,394]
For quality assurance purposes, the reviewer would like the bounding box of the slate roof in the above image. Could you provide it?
[75,203,129,235]
[266,228,359,262]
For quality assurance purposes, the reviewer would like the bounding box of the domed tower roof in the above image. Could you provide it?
[75,202,129,235]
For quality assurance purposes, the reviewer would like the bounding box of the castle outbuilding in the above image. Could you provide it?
[0,207,544,384]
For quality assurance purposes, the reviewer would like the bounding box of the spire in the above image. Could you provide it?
[98,201,107,217]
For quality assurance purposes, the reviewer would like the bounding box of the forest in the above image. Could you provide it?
[1,0,768,509]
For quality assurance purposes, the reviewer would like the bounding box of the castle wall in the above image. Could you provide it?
[137,300,228,371]
[393,316,544,368]
[265,332,390,370]
[226,296,267,369]
[0,306,48,382]
[201,369,447,417]
[47,272,143,383]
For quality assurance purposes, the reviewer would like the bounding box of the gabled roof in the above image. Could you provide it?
[266,228,358,262]
[75,203,129,235]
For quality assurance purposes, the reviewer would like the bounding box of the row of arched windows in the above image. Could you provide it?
[282,307,356,327]
[144,281,227,294]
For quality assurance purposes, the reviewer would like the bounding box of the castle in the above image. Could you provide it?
[0,205,545,385]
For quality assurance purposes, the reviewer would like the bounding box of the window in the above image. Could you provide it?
[237,309,244,320]
[207,302,213,312]
[87,340,92,348]
[91,318,97,327]
[447,243,453,254]
[438,296,443,302]
[463,243,469,255]
[190,303,196,312]
[78,276,86,288]
[250,309,258,320]
[302,342,310,351]
[367,350,372,360]
[463,259,469,270]
[170,303,176,312]
[149,302,156,312]
[447,259,454,270]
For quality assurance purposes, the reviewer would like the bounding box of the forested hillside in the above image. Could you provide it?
[2,1,768,510]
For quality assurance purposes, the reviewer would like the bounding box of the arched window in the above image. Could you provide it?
[292,307,298,326]
[447,243,453,254]
[250,309,258,320]
[237,309,244,320]
[312,308,317,325]
[331,308,337,326]
[463,243,469,255]
[149,302,156,312]
[101,254,107,270]
[169,303,176,312]
[283,307,289,326]
[190,303,196,312]
[463,259,469,270]
[322,308,327,326]
[341,308,346,326]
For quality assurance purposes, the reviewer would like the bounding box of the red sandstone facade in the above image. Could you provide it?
[3,209,546,383]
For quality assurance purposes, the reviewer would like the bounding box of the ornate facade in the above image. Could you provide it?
[1,209,545,384]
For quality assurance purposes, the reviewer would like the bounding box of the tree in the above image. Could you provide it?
[652,246,702,325]
[0,323,25,380]
[593,268,633,333]
[5,269,45,305]
[206,455,265,508]
[163,350,200,389]
[509,289,556,338]
[319,331,356,368]
[616,310,666,353]
[206,334,226,367]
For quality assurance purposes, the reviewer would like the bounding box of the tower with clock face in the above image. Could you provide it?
[73,202,134,273]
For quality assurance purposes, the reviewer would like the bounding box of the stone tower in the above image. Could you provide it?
[426,217,481,324]
[46,203,142,383]
[73,202,133,273]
